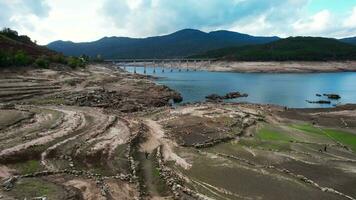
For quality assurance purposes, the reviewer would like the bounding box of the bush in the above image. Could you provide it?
[67,56,85,68]
[35,57,50,68]
[0,51,11,67]
[13,51,32,66]
[50,54,67,64]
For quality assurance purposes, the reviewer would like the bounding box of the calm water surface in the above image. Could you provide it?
[124,66,356,108]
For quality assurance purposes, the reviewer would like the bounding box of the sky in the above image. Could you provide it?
[1,0,356,44]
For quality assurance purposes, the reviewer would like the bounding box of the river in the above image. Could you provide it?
[124,66,356,108]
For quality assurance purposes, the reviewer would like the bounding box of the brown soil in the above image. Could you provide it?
[1,64,356,200]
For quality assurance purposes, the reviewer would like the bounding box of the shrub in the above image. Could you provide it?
[50,54,67,64]
[67,56,85,68]
[13,51,32,66]
[0,51,11,67]
[35,57,50,68]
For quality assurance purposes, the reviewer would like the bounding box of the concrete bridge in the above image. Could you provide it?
[105,58,217,73]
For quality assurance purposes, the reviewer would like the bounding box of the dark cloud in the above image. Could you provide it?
[101,0,309,36]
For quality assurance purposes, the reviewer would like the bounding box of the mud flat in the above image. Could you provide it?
[1,64,356,200]
[154,61,356,73]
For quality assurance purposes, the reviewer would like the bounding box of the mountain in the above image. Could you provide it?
[340,37,356,45]
[194,37,356,61]
[47,29,279,59]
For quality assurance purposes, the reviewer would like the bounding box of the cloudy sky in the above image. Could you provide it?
[1,0,356,44]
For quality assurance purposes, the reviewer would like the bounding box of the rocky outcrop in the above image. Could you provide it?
[323,94,341,100]
[205,92,248,102]
[306,100,331,104]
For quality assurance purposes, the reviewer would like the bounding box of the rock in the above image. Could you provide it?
[206,91,248,102]
[224,92,248,99]
[32,197,47,200]
[171,93,183,103]
[316,94,322,97]
[2,176,18,191]
[205,94,223,102]
[306,100,331,104]
[0,103,15,109]
[323,94,341,100]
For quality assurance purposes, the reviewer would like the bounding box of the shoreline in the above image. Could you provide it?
[123,61,356,73]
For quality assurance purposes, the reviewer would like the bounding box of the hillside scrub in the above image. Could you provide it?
[196,37,356,61]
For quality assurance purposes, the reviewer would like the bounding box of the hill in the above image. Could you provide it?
[47,29,279,59]
[340,37,356,45]
[194,37,356,61]
[0,28,85,68]
[0,28,55,58]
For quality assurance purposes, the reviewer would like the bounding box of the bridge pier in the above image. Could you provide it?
[134,66,136,74]
[144,65,146,74]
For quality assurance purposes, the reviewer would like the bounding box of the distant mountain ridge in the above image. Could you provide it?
[340,37,356,45]
[47,29,280,59]
[194,37,356,61]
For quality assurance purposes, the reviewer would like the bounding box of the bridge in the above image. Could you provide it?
[105,58,217,73]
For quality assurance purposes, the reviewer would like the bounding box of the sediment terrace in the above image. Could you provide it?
[1,64,356,200]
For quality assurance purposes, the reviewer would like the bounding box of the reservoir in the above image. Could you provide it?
[124,66,356,108]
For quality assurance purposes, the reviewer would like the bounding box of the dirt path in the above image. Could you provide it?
[141,119,191,170]
[138,152,163,199]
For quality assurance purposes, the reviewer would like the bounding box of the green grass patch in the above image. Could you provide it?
[11,160,43,174]
[9,178,62,199]
[256,126,291,142]
[291,123,356,151]
[290,124,324,135]
[325,129,356,152]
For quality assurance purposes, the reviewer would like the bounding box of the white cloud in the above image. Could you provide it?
[292,10,332,35]
[1,0,356,44]
[344,6,356,28]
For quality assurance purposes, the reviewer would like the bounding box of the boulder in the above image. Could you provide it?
[224,92,248,99]
[306,100,331,104]
[323,94,341,100]
[206,91,248,102]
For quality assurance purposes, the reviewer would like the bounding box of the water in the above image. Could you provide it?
[124,66,356,108]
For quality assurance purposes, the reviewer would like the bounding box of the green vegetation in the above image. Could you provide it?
[67,56,86,68]
[10,178,61,199]
[35,56,50,68]
[291,123,356,151]
[256,126,291,142]
[0,28,87,68]
[290,124,324,135]
[11,160,43,174]
[0,50,33,67]
[326,129,356,151]
[195,37,356,61]
[0,28,32,44]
